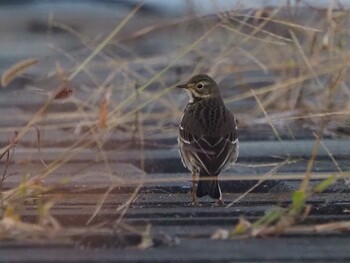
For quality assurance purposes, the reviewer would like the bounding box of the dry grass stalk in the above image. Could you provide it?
[0,131,18,188]
[99,99,108,129]
[1,58,39,87]
[226,159,290,208]
[98,92,111,129]
[1,4,349,245]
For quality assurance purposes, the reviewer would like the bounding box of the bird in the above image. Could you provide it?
[177,74,238,205]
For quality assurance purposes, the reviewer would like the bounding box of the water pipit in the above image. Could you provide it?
[177,74,238,205]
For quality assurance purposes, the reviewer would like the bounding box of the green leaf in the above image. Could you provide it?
[292,190,305,213]
[314,174,336,193]
[253,207,283,227]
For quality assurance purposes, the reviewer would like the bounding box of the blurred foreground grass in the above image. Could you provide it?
[0,3,349,242]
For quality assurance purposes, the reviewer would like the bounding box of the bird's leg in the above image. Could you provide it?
[191,171,198,206]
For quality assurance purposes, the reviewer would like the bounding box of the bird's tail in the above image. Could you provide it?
[196,178,222,199]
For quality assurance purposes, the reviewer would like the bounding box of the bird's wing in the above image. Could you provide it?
[178,124,238,175]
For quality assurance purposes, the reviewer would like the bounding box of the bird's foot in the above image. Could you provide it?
[191,201,201,207]
[214,199,225,206]
[191,195,201,206]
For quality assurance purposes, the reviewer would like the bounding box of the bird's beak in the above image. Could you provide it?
[176,84,188,89]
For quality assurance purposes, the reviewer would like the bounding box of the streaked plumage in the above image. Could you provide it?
[177,74,238,203]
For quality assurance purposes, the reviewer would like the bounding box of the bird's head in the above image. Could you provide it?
[177,74,221,102]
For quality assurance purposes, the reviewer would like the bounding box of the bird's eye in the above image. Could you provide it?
[196,83,204,89]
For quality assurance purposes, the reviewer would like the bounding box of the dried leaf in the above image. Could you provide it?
[322,32,330,50]
[251,225,270,237]
[138,225,153,249]
[1,58,39,87]
[53,62,73,100]
[211,229,230,240]
[0,217,46,240]
[4,206,20,222]
[315,221,350,233]
[233,217,252,235]
[38,201,54,220]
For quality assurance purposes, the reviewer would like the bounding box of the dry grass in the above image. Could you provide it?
[0,2,349,243]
